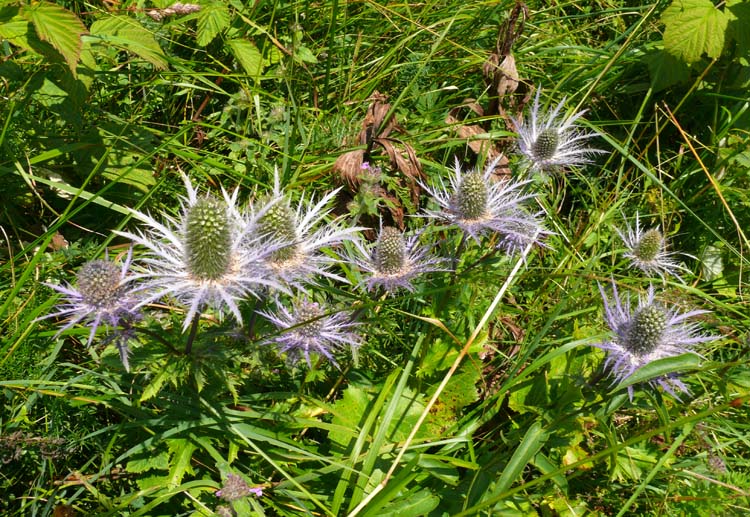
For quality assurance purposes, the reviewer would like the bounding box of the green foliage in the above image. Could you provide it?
[662,0,729,64]
[2,0,750,515]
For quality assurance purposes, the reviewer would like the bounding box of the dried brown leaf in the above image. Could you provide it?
[332,149,366,189]
[358,91,399,145]
[375,137,424,205]
[484,2,528,116]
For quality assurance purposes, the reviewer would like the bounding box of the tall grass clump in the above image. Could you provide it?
[2,0,750,515]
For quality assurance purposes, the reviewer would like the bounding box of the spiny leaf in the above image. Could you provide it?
[196,2,230,47]
[662,0,729,64]
[22,1,86,74]
[167,438,196,488]
[90,15,168,70]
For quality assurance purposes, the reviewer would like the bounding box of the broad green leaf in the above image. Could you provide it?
[196,2,229,46]
[726,0,750,57]
[492,422,548,497]
[612,353,702,392]
[376,489,440,517]
[227,38,263,78]
[644,48,690,91]
[662,0,729,63]
[418,455,460,485]
[22,1,85,74]
[425,365,480,435]
[700,244,724,281]
[90,15,168,69]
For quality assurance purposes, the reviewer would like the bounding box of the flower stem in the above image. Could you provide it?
[185,315,200,354]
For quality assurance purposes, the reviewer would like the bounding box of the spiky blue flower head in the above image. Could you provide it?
[254,169,363,289]
[259,296,362,369]
[616,213,691,283]
[39,248,140,369]
[422,156,550,253]
[594,282,718,400]
[348,223,447,293]
[116,174,286,331]
[514,88,603,173]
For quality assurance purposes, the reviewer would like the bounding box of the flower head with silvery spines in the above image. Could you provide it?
[349,224,447,293]
[422,156,550,253]
[117,174,286,331]
[514,88,603,173]
[254,169,363,289]
[259,296,361,368]
[616,213,692,283]
[594,282,718,400]
[39,248,140,369]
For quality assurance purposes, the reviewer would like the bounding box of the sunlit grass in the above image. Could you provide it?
[2,0,750,515]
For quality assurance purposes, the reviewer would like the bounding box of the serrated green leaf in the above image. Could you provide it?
[140,368,169,402]
[90,15,167,70]
[167,438,196,488]
[22,1,85,74]
[126,450,170,473]
[227,38,263,78]
[196,2,229,46]
[662,0,728,63]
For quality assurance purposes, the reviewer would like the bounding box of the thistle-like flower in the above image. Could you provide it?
[215,473,263,501]
[259,297,361,368]
[117,174,285,331]
[616,213,691,282]
[254,169,362,289]
[514,88,602,173]
[39,249,140,369]
[349,224,447,293]
[593,282,718,400]
[422,156,549,253]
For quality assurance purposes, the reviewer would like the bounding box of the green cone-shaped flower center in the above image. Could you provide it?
[626,304,667,356]
[455,172,488,220]
[532,128,559,160]
[635,228,663,262]
[185,197,232,280]
[295,301,324,340]
[258,199,299,263]
[78,260,122,308]
[375,226,406,275]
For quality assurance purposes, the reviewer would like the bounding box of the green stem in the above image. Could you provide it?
[185,314,200,355]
